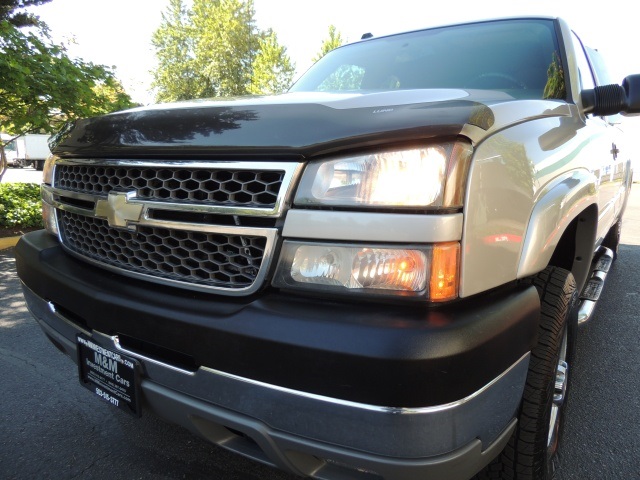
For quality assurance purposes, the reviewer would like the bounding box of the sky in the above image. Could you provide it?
[27,0,640,106]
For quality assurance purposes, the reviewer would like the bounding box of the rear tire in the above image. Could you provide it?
[602,219,621,260]
[477,267,578,480]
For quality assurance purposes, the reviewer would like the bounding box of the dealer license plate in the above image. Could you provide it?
[77,334,141,417]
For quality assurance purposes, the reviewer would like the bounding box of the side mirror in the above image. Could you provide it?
[581,74,640,116]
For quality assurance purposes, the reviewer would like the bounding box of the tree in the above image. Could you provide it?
[151,0,295,102]
[0,1,136,180]
[312,25,344,63]
[248,29,295,95]
[0,21,135,134]
[191,0,258,98]
[150,0,198,102]
[543,51,566,100]
[0,0,51,27]
[90,80,138,116]
[0,2,136,136]
[311,26,362,92]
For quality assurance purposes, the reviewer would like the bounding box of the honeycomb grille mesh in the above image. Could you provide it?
[55,165,284,207]
[59,211,267,289]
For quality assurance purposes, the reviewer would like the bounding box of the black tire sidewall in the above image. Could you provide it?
[602,219,622,260]
[478,267,579,480]
[523,267,578,480]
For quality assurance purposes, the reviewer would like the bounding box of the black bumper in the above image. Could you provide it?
[16,230,539,408]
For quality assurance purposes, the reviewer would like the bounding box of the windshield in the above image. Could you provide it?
[291,19,564,100]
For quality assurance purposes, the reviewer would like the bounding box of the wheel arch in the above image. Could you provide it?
[517,170,598,293]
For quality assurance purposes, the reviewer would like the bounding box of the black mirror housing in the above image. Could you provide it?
[581,74,640,117]
[621,74,640,115]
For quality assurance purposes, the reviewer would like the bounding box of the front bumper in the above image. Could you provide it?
[17,231,539,479]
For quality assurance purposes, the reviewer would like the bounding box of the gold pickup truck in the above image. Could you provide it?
[16,16,639,480]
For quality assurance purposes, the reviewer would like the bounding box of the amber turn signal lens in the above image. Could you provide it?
[430,242,460,302]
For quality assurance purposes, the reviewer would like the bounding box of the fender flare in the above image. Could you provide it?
[517,169,598,280]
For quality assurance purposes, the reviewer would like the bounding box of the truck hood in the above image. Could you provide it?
[52,90,571,158]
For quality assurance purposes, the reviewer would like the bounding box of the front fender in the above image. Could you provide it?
[460,113,598,298]
[517,170,598,279]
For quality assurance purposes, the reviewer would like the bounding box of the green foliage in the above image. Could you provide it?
[90,79,137,116]
[0,1,136,141]
[312,25,344,63]
[317,65,365,91]
[151,0,198,102]
[152,0,295,102]
[0,0,51,27]
[248,29,295,95]
[191,0,258,98]
[310,25,355,91]
[0,20,136,137]
[0,182,43,228]
[543,51,566,100]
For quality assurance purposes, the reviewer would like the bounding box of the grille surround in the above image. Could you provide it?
[47,159,301,296]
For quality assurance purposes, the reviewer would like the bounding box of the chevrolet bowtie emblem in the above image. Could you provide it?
[95,191,144,229]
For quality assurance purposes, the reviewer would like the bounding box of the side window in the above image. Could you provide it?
[584,45,622,123]
[571,32,596,91]
[585,46,614,86]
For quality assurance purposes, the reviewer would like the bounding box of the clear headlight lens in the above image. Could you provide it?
[294,141,472,208]
[273,241,460,301]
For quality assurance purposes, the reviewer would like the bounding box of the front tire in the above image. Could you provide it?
[479,267,578,479]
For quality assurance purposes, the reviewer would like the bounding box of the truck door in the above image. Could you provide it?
[572,32,624,242]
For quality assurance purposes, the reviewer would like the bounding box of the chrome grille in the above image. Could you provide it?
[49,160,300,295]
[59,211,267,289]
[55,164,285,207]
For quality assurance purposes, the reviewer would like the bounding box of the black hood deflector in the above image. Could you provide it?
[52,96,495,159]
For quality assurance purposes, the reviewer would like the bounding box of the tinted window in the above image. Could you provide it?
[292,19,564,100]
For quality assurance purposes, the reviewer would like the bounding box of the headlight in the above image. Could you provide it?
[294,140,472,209]
[273,241,459,301]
